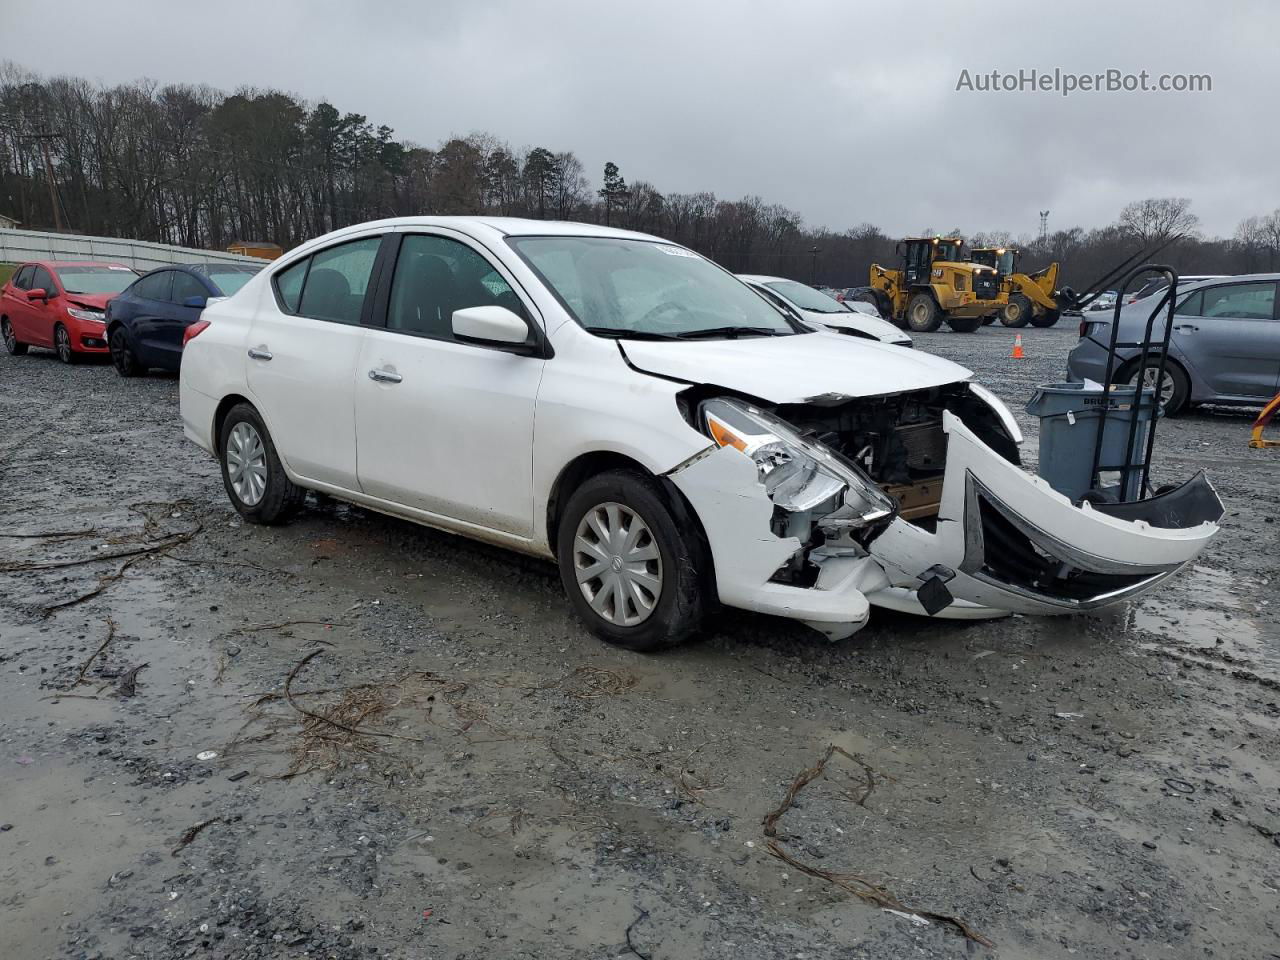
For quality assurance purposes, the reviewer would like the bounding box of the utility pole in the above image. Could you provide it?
[809,245,821,285]
[32,131,64,232]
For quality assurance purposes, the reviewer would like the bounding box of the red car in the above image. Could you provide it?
[2,260,139,363]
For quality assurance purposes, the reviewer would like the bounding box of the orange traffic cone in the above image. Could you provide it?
[1010,334,1025,359]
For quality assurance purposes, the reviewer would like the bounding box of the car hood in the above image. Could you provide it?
[65,293,114,311]
[619,329,969,403]
[803,309,911,344]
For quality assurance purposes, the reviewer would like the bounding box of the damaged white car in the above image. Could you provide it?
[179,218,1224,650]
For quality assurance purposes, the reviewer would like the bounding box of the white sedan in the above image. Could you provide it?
[179,217,1223,650]
[737,274,912,346]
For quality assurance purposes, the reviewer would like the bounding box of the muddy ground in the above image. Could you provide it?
[1,323,1277,960]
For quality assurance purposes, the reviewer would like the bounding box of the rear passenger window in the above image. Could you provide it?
[296,237,381,325]
[1201,282,1276,321]
[274,258,308,313]
[12,265,33,289]
[1174,290,1202,316]
[171,272,207,304]
[136,271,172,301]
[387,234,525,340]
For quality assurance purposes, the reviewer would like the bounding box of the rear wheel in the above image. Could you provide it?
[905,293,943,333]
[54,323,77,364]
[946,315,982,333]
[2,318,27,355]
[218,403,305,524]
[1119,358,1189,416]
[109,327,141,377]
[1030,307,1060,328]
[556,469,707,651]
[1000,294,1032,327]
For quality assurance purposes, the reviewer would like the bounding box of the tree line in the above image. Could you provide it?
[2,64,1277,293]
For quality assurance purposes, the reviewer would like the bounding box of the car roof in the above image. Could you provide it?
[20,259,131,270]
[736,274,789,284]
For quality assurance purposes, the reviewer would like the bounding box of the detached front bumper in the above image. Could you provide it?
[669,410,1223,637]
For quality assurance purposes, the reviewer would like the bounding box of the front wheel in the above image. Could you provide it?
[54,324,77,364]
[556,469,707,651]
[905,293,943,333]
[109,327,142,377]
[946,315,982,333]
[1030,308,1060,328]
[218,403,305,524]
[1000,294,1032,327]
[2,317,27,355]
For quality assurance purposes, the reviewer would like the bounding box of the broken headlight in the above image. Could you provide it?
[700,397,895,522]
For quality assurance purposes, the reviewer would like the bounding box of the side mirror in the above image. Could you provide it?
[452,305,534,351]
[183,295,208,309]
[26,287,48,301]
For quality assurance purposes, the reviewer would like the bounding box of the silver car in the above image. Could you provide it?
[1067,274,1280,414]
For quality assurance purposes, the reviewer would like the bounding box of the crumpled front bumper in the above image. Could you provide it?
[668,410,1222,637]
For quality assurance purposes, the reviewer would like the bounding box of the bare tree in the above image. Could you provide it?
[1118,197,1199,244]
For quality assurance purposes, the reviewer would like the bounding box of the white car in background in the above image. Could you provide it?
[179,217,1222,651]
[738,274,913,346]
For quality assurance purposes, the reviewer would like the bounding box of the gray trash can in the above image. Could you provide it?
[1025,382,1157,502]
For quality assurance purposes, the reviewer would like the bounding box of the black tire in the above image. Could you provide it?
[946,315,982,333]
[849,287,892,322]
[2,317,27,355]
[54,323,77,364]
[1118,358,1190,416]
[905,292,943,333]
[1030,307,1060,328]
[556,468,707,652]
[217,402,306,524]
[109,326,142,377]
[1000,294,1032,327]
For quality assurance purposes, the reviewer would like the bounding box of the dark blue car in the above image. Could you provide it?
[106,262,261,375]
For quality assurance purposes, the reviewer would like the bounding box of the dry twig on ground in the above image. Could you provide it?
[66,617,117,690]
[762,743,992,947]
[171,817,223,856]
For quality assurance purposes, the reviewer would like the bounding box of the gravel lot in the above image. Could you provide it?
[1,323,1277,960]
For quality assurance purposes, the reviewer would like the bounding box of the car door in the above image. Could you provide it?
[129,271,174,363]
[1171,280,1279,399]
[4,265,35,340]
[162,271,209,361]
[27,266,60,347]
[354,230,544,537]
[246,233,383,491]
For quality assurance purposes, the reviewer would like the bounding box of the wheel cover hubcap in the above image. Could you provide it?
[226,422,268,506]
[110,332,127,367]
[572,501,662,627]
[3,322,13,349]
[57,328,69,359]
[1135,366,1176,406]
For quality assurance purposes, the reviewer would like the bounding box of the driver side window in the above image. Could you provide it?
[386,234,526,341]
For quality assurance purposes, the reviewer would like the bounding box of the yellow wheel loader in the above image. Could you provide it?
[969,247,1062,328]
[864,237,1003,334]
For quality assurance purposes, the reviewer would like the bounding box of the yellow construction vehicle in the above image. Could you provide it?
[865,236,1003,333]
[969,247,1061,328]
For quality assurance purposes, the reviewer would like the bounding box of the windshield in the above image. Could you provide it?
[207,269,257,296]
[508,236,802,338]
[935,241,962,261]
[763,279,844,314]
[58,266,137,294]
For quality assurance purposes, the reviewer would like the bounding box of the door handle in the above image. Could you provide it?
[368,368,402,384]
[247,347,273,360]
[1174,324,1197,334]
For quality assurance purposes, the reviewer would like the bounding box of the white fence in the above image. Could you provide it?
[0,227,268,271]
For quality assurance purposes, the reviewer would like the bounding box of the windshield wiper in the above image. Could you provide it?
[675,326,782,339]
[583,326,683,341]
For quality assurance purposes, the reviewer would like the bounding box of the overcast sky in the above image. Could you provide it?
[11,0,1273,239]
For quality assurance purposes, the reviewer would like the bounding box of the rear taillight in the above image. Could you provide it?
[182,320,210,347]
